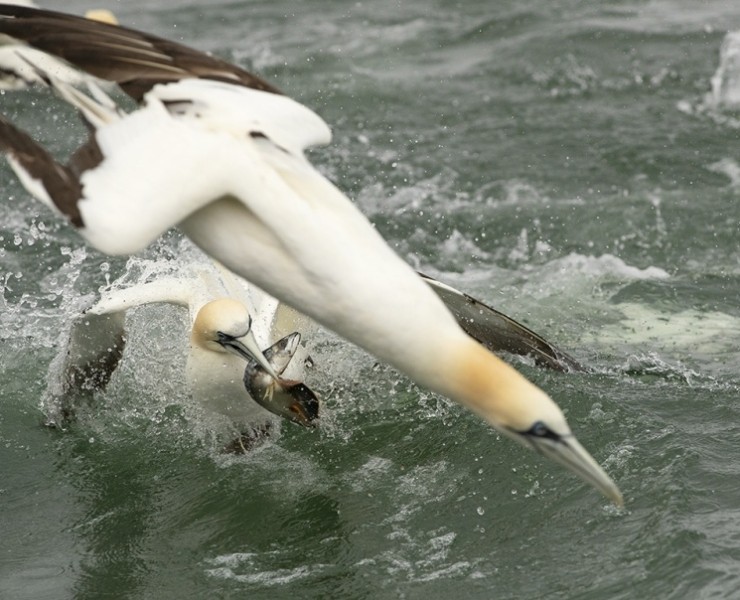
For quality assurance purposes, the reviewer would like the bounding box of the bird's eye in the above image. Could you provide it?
[532,421,548,436]
[524,421,561,442]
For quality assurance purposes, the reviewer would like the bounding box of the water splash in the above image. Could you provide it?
[678,30,740,128]
[707,31,740,111]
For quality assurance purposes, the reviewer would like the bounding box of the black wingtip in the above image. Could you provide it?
[420,272,587,373]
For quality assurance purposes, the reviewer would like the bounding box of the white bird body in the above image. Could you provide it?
[51,80,465,394]
[71,81,332,254]
[188,338,260,425]
[0,6,623,505]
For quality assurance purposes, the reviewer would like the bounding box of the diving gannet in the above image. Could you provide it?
[0,5,622,505]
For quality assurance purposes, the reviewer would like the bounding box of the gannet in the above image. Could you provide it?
[47,260,319,446]
[0,5,623,505]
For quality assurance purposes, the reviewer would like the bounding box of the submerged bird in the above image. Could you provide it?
[47,260,319,447]
[0,5,622,505]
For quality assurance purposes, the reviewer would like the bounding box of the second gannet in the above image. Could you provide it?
[47,259,319,446]
[0,5,622,505]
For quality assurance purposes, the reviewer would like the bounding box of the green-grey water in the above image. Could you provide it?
[2,0,740,598]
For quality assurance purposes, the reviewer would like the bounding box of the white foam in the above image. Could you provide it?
[205,553,320,585]
[344,456,394,492]
[548,253,669,281]
[583,302,740,354]
[396,461,451,499]
[368,525,485,583]
[232,43,286,72]
[513,253,669,303]
[707,158,740,187]
[356,168,460,217]
[213,442,330,498]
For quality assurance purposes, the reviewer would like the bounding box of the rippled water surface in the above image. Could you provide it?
[2,1,740,598]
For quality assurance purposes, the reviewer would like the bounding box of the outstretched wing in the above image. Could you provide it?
[0,3,280,100]
[421,274,584,372]
[89,277,197,317]
[0,62,331,254]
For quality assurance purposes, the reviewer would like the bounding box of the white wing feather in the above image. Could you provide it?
[89,278,197,316]
[76,82,332,255]
[152,79,332,155]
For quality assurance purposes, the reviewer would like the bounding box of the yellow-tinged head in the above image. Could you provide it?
[192,298,251,352]
[192,298,278,378]
[446,338,623,506]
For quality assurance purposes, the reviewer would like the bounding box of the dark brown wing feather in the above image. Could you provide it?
[421,273,585,372]
[68,136,104,179]
[0,115,84,226]
[0,4,281,101]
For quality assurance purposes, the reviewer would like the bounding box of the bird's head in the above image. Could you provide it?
[192,298,278,378]
[446,339,623,506]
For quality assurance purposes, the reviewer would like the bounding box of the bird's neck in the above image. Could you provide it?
[436,337,547,431]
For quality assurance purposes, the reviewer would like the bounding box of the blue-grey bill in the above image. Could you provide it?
[533,435,624,507]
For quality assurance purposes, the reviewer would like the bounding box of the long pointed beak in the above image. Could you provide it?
[531,435,624,507]
[219,330,280,379]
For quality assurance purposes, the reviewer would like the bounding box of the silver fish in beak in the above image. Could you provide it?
[243,332,319,427]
